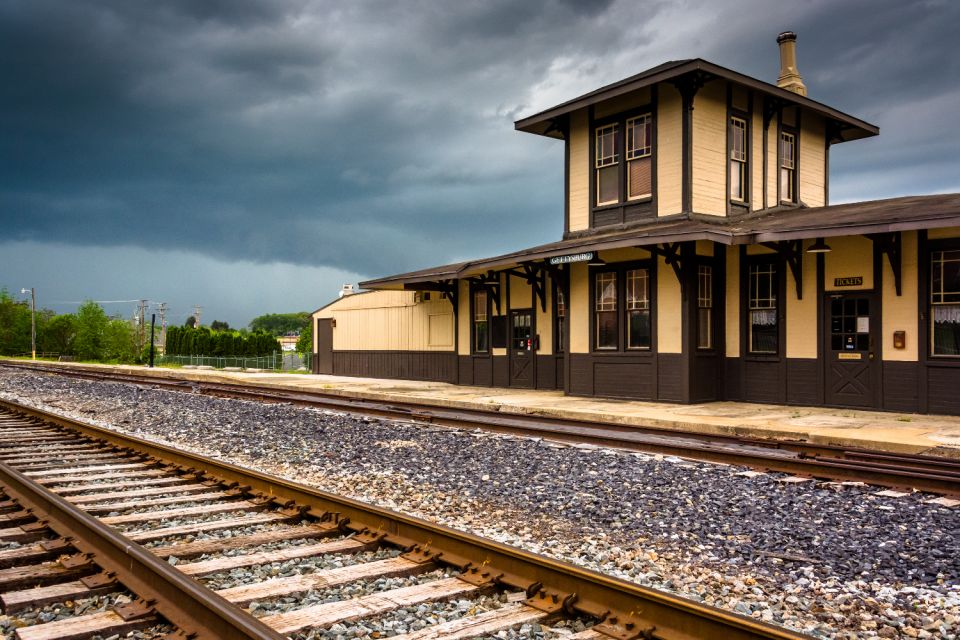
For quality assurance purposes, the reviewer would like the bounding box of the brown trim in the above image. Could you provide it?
[563,119,571,236]
[515,58,879,142]
[824,136,830,206]
[776,113,799,206]
[918,229,929,413]
[815,249,825,405]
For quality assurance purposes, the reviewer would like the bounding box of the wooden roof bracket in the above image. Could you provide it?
[647,242,684,283]
[438,279,458,312]
[761,240,804,300]
[763,96,789,129]
[868,231,902,296]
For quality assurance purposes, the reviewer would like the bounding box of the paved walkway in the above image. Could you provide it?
[7,360,960,457]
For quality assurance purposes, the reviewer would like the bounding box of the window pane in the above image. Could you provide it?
[750,309,778,353]
[596,272,617,311]
[698,308,712,349]
[473,290,488,353]
[628,156,652,199]
[626,114,651,159]
[597,311,618,349]
[731,160,744,200]
[626,269,648,310]
[597,165,619,205]
[932,250,960,304]
[933,305,960,355]
[627,310,650,349]
[596,125,619,166]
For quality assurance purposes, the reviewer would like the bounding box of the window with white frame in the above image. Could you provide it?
[931,249,960,356]
[595,271,618,349]
[698,264,713,349]
[595,124,619,206]
[730,117,748,202]
[780,132,796,203]
[748,262,778,354]
[625,268,651,349]
[626,114,652,200]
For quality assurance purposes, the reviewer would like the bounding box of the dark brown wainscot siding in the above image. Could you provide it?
[492,356,510,388]
[881,362,920,413]
[743,360,786,404]
[926,364,960,415]
[459,356,493,387]
[569,354,593,396]
[785,359,819,405]
[333,351,457,383]
[723,358,742,400]
[535,355,563,390]
[566,354,658,400]
[656,354,684,402]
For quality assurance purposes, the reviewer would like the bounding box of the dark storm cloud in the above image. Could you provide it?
[2,0,959,281]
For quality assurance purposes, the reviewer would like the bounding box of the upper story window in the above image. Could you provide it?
[729,116,748,203]
[626,115,652,200]
[594,113,654,208]
[595,124,620,206]
[779,132,797,203]
[931,249,960,356]
[472,289,489,353]
[748,262,778,354]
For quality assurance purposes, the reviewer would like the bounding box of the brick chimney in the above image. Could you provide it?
[776,31,807,96]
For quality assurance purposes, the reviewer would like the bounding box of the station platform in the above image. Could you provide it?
[5,359,960,458]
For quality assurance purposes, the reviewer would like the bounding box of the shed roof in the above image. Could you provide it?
[360,194,960,289]
[514,58,878,143]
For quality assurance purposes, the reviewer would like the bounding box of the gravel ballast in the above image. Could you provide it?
[0,370,957,639]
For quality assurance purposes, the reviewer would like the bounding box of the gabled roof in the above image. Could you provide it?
[515,58,878,143]
[360,194,960,289]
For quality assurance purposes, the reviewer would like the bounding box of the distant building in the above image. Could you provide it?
[310,33,960,415]
[278,334,299,352]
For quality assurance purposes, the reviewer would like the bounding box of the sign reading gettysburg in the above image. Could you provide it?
[549,252,595,265]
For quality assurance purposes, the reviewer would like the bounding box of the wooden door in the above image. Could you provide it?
[824,293,878,408]
[509,309,534,388]
[316,318,333,374]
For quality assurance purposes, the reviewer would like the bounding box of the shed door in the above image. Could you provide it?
[824,294,878,408]
[509,309,534,388]
[316,318,333,374]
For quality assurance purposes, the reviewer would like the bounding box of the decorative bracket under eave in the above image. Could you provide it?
[647,242,684,283]
[437,279,458,312]
[761,239,804,300]
[867,231,902,296]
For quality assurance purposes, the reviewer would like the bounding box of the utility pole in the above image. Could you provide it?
[20,288,35,360]
[192,305,203,327]
[156,303,168,352]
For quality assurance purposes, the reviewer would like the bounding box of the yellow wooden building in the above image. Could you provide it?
[314,33,960,415]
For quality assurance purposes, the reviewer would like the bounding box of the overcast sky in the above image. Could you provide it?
[2,0,958,326]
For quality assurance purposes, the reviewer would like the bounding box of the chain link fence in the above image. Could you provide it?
[156,352,309,371]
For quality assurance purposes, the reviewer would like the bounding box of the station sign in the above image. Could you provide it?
[834,276,863,287]
[549,252,595,266]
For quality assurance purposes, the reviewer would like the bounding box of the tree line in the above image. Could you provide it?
[164,325,280,357]
[0,291,142,361]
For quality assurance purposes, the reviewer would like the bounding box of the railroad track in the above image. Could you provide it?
[0,398,807,640]
[2,360,959,495]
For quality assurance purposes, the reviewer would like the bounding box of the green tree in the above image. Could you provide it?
[74,301,109,360]
[295,321,312,355]
[249,312,310,336]
[0,289,32,355]
[39,314,79,355]
[103,318,137,362]
[184,316,197,328]
[210,320,230,331]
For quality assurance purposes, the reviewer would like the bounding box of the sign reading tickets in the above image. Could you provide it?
[549,252,595,266]
[834,276,863,287]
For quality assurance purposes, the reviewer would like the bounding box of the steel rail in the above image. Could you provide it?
[0,397,807,640]
[0,458,286,639]
[2,360,959,494]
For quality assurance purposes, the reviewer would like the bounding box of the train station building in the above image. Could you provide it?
[312,33,960,415]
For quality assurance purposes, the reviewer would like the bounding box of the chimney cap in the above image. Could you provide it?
[777,31,797,44]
